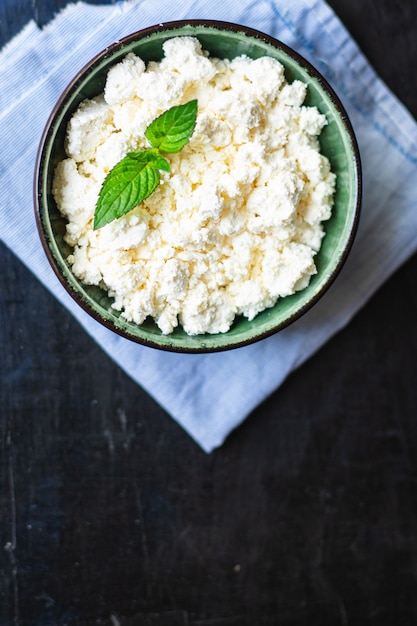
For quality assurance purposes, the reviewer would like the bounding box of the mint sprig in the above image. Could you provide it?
[94,99,198,230]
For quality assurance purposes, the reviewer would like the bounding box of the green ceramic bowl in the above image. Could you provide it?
[34,20,361,353]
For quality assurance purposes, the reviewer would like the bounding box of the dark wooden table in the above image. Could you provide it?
[1,1,417,624]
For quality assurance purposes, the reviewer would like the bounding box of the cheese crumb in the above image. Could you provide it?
[53,37,336,336]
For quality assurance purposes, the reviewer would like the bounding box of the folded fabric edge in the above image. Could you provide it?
[305,0,417,157]
[0,20,40,67]
[0,1,127,64]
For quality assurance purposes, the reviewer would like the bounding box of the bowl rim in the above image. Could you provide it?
[33,19,362,353]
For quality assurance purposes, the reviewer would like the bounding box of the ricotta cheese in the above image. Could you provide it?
[53,36,336,336]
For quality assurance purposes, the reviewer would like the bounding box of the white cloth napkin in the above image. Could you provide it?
[1,0,417,452]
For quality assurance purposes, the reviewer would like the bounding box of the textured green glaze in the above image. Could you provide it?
[35,21,361,353]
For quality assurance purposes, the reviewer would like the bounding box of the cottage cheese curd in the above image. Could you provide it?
[53,36,336,335]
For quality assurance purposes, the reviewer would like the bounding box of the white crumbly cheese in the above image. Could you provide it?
[53,36,336,336]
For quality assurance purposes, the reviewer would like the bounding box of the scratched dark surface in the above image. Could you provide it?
[1,1,417,624]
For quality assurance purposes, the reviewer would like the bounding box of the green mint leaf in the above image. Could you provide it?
[144,149,171,172]
[94,151,169,229]
[93,101,198,228]
[145,99,198,153]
